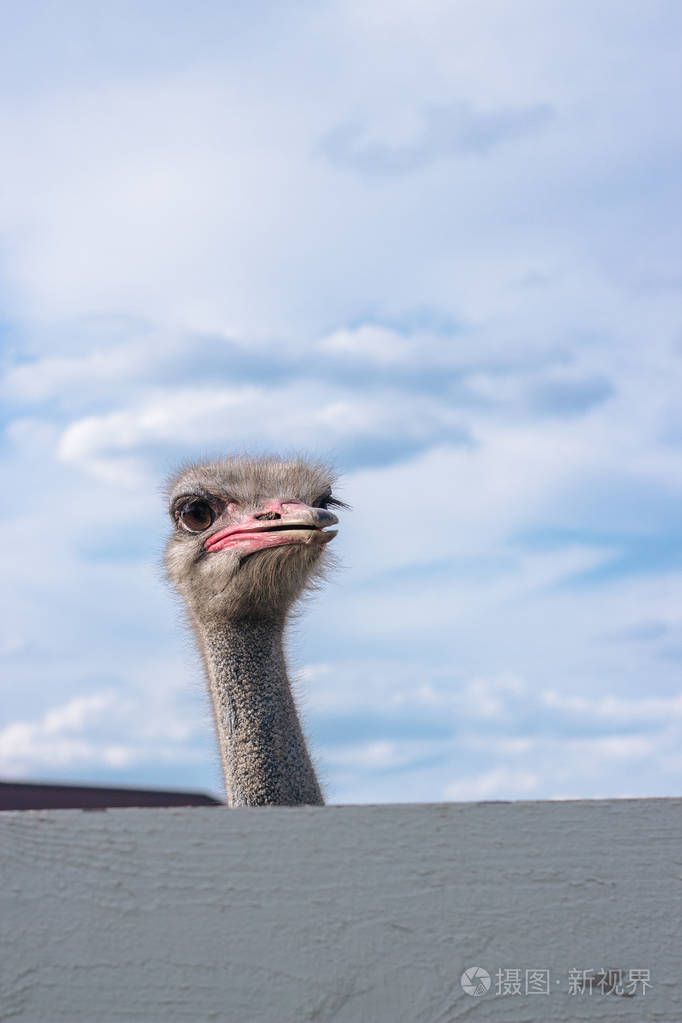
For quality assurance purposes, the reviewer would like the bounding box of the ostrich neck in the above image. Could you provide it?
[196,615,323,807]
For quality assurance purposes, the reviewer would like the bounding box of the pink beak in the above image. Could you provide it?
[204,500,338,556]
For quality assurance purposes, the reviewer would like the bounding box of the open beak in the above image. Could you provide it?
[204,506,338,556]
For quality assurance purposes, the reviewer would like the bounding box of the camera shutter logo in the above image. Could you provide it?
[461,967,491,996]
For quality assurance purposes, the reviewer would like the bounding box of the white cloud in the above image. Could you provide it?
[319,325,416,366]
[0,685,209,779]
[2,334,163,402]
[542,691,682,723]
[317,321,569,373]
[54,381,468,483]
[0,1,677,340]
[313,667,682,803]
[337,434,616,584]
[324,739,432,770]
[444,768,540,801]
[574,735,656,760]
[41,692,125,733]
[0,692,136,774]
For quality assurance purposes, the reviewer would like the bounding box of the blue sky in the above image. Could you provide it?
[1,1,680,802]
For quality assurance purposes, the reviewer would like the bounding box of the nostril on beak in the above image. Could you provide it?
[255,511,282,521]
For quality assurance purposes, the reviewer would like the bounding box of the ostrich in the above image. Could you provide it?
[165,454,343,806]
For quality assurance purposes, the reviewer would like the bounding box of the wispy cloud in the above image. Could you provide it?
[311,661,682,802]
[444,768,540,802]
[321,102,555,177]
[54,381,472,484]
[0,692,138,775]
[0,0,680,802]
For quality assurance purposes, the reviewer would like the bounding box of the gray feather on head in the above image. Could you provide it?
[165,454,344,621]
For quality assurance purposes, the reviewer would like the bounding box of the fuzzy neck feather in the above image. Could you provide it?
[196,615,323,806]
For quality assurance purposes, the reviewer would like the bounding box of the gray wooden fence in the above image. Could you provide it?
[1,798,679,1021]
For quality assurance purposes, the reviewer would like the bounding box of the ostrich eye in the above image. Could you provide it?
[179,500,215,533]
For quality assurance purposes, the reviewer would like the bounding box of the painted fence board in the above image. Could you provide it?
[1,799,680,1021]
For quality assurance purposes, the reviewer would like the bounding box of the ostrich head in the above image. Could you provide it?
[165,455,342,622]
